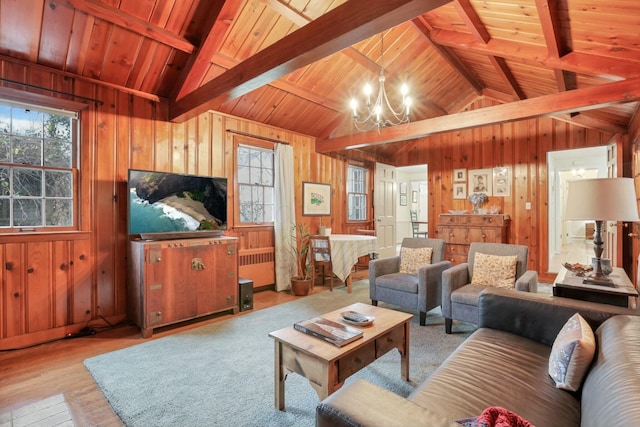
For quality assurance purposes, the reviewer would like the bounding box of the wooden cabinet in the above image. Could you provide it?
[128,236,239,338]
[437,214,510,264]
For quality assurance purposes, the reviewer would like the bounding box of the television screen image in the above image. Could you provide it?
[128,169,227,239]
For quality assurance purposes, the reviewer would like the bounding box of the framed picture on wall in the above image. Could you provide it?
[399,182,407,195]
[468,168,492,196]
[453,183,466,199]
[493,167,511,197]
[400,194,407,206]
[453,168,467,182]
[302,182,331,216]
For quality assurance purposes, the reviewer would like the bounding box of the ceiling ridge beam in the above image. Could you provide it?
[54,0,195,53]
[169,0,451,123]
[430,29,640,79]
[317,77,640,152]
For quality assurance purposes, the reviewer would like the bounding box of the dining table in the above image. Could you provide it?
[328,234,378,293]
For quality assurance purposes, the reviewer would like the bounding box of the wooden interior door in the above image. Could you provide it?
[374,163,397,259]
[605,142,621,266]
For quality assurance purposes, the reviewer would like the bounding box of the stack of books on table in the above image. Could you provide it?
[294,316,363,347]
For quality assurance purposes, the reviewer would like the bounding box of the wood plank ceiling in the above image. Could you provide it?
[0,0,638,161]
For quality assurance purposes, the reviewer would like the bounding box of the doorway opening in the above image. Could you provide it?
[397,165,428,246]
[547,146,608,273]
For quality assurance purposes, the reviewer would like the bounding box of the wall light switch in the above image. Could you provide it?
[525,202,531,210]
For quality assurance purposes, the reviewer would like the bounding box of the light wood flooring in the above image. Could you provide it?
[0,273,366,427]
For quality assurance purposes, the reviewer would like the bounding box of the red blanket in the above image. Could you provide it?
[457,406,535,427]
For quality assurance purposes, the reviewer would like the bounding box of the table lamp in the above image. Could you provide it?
[564,177,639,285]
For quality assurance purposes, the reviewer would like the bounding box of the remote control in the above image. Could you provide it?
[342,312,369,323]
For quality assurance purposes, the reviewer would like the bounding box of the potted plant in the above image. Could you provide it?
[290,223,312,296]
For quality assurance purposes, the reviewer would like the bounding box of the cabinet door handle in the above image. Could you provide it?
[5,262,13,270]
[27,267,35,273]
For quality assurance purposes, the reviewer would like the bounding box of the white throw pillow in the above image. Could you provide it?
[399,247,433,274]
[548,313,596,391]
[471,252,517,288]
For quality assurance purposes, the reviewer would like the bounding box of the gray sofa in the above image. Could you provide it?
[316,288,640,427]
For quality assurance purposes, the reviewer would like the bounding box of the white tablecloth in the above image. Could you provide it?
[329,234,378,282]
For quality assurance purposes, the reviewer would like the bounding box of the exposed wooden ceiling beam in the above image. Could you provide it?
[489,56,525,100]
[172,0,244,101]
[430,29,640,79]
[453,0,490,43]
[54,0,195,53]
[261,0,380,74]
[411,17,483,94]
[212,53,343,111]
[316,77,640,152]
[535,0,564,58]
[554,113,627,135]
[169,0,451,123]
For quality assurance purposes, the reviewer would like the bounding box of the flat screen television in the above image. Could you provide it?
[128,169,227,240]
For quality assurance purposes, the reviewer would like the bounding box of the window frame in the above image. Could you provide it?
[0,97,80,233]
[234,138,275,227]
[346,163,370,222]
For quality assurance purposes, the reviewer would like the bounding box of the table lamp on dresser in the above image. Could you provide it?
[564,177,639,286]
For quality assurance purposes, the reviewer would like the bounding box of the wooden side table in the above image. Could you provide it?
[553,267,638,308]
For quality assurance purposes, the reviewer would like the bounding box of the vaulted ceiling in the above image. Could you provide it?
[1,0,639,160]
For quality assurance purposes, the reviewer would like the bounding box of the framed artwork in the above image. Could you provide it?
[453,183,467,199]
[453,168,467,182]
[399,194,407,206]
[399,182,407,195]
[412,191,418,203]
[468,168,492,196]
[302,182,331,216]
[493,167,511,197]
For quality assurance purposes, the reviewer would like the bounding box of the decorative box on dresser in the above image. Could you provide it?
[437,214,510,265]
[128,236,239,338]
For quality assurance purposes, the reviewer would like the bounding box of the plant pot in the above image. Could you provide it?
[291,277,312,296]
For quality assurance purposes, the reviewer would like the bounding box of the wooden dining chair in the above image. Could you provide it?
[310,235,335,291]
[410,210,428,238]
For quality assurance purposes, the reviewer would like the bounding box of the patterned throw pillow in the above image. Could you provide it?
[399,247,433,274]
[470,252,518,288]
[548,313,596,391]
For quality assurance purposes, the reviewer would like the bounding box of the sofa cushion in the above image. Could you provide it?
[471,253,517,288]
[548,313,595,391]
[408,328,581,427]
[581,315,640,427]
[399,247,433,274]
[375,273,419,294]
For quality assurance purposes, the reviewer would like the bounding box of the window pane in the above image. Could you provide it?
[0,134,9,162]
[13,168,42,197]
[43,113,72,140]
[0,105,10,133]
[0,167,9,196]
[45,170,72,197]
[238,146,250,166]
[46,199,72,226]
[238,165,250,184]
[44,138,72,168]
[12,136,42,166]
[347,165,367,221]
[0,199,9,226]
[13,199,41,226]
[249,165,261,184]
[12,108,43,138]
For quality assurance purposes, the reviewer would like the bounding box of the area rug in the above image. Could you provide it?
[84,281,475,426]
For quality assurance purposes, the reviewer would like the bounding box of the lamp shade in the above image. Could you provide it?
[565,178,640,221]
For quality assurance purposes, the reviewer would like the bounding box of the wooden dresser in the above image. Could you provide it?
[437,214,510,265]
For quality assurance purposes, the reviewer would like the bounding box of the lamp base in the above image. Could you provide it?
[583,275,615,287]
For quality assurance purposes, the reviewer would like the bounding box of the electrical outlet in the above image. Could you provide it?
[525,202,531,210]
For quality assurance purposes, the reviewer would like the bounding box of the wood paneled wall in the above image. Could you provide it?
[0,57,356,349]
[391,98,620,282]
[0,56,633,348]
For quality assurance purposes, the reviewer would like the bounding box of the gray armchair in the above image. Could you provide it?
[442,242,538,333]
[369,238,450,325]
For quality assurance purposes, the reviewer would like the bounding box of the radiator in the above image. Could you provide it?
[238,247,275,287]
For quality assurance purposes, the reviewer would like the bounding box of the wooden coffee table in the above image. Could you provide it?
[268,302,412,410]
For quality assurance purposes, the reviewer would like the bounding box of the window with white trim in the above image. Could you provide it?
[347,165,367,221]
[237,144,274,224]
[0,101,78,230]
